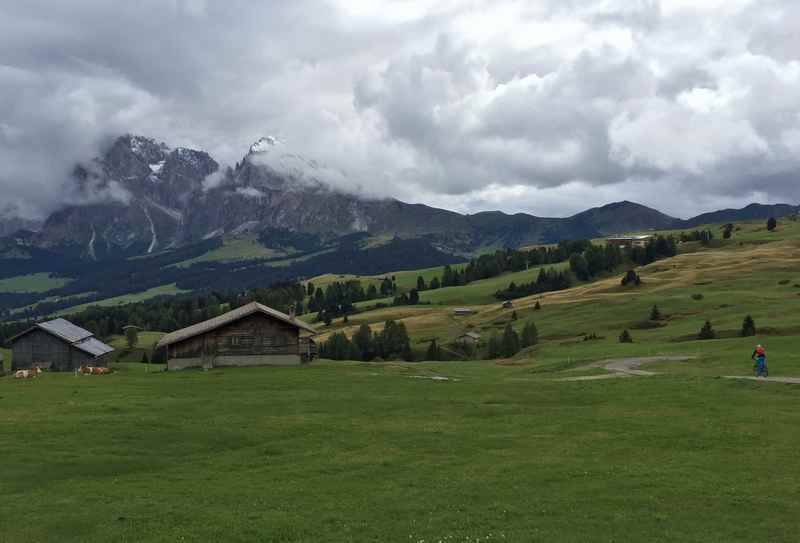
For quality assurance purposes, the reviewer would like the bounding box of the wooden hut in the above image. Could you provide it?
[9,318,114,372]
[156,302,318,371]
[456,331,481,347]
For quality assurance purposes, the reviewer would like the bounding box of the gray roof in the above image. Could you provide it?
[459,331,481,340]
[9,318,113,359]
[38,318,93,343]
[74,336,115,357]
[157,302,318,348]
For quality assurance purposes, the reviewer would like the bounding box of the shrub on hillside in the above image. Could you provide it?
[425,339,442,361]
[619,330,633,343]
[741,315,756,337]
[767,217,777,231]
[534,301,541,310]
[691,293,704,301]
[649,305,662,321]
[698,320,716,340]
[621,270,641,286]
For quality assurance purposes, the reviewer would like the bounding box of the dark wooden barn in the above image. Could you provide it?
[156,302,318,371]
[9,318,114,372]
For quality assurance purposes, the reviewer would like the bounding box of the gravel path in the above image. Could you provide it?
[556,357,800,384]
[722,376,800,385]
[558,356,693,381]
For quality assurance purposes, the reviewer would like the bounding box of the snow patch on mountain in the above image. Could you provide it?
[236,187,266,198]
[249,136,280,154]
[149,160,165,174]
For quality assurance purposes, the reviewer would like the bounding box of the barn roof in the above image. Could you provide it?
[9,318,114,358]
[73,336,115,357]
[156,302,318,348]
[38,318,93,343]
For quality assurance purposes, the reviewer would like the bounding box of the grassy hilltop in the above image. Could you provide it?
[2,217,800,541]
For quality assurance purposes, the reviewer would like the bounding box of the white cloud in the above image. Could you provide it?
[1,0,799,220]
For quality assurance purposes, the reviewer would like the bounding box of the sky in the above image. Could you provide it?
[1,0,799,220]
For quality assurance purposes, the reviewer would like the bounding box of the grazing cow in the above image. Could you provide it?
[14,367,42,379]
[79,365,112,375]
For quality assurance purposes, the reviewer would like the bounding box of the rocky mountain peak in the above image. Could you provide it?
[249,136,281,155]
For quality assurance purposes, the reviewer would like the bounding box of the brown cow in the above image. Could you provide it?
[79,365,113,375]
[14,367,42,379]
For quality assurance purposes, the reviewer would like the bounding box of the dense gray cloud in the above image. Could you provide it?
[1,0,799,220]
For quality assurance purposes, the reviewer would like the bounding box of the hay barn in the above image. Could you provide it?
[9,318,114,372]
[156,302,318,371]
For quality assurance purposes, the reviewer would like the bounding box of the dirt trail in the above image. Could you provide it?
[557,356,800,384]
[557,356,693,381]
[723,376,800,385]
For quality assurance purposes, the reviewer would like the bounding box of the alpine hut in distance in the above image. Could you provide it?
[156,302,318,371]
[9,318,114,372]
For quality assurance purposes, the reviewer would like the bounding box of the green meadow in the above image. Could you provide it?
[3,218,800,541]
[2,362,800,542]
[0,272,72,293]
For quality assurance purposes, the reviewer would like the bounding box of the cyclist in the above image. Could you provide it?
[751,344,767,377]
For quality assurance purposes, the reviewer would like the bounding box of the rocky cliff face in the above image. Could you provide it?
[0,205,41,238]
[8,133,794,261]
[24,134,483,259]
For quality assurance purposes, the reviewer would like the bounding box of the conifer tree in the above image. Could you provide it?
[501,324,520,357]
[650,305,661,321]
[698,320,716,340]
[767,217,777,231]
[521,320,538,348]
[487,331,501,359]
[425,339,441,361]
[619,329,633,343]
[741,315,756,337]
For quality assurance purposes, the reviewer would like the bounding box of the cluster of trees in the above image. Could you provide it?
[308,279,393,324]
[319,321,413,361]
[697,316,757,340]
[393,289,421,306]
[486,321,538,358]
[628,236,679,266]
[679,230,714,245]
[569,244,623,281]
[414,242,589,294]
[495,268,572,300]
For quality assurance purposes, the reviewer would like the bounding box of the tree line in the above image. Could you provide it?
[319,321,413,361]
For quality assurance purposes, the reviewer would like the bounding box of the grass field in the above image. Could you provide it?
[4,217,800,541]
[108,331,166,363]
[174,236,287,268]
[2,361,800,542]
[0,272,72,293]
[54,284,190,316]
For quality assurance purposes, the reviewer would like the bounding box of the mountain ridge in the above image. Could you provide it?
[2,134,797,260]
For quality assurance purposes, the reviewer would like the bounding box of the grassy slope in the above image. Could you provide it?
[314,220,800,378]
[173,236,287,268]
[1,362,800,542]
[0,272,72,293]
[108,331,165,363]
[54,284,189,316]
